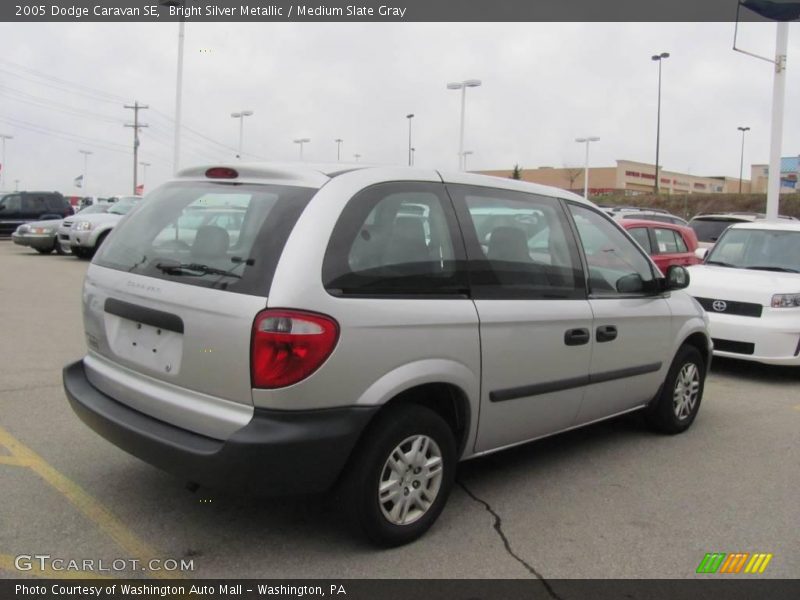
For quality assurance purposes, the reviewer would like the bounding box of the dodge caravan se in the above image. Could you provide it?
[63,164,711,546]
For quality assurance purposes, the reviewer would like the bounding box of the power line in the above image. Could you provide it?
[0,58,130,103]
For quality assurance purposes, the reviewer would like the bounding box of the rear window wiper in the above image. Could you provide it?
[155,262,242,279]
[746,265,799,273]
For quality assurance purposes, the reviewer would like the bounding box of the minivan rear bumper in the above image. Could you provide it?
[63,360,377,495]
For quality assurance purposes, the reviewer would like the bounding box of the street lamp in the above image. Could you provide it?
[462,150,474,170]
[447,79,482,170]
[139,161,150,191]
[160,0,186,174]
[79,149,92,192]
[0,134,13,189]
[652,52,670,193]
[231,110,254,159]
[294,138,311,160]
[334,138,343,161]
[575,136,600,199]
[737,126,750,194]
[406,114,414,166]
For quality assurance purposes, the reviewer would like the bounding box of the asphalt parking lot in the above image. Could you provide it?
[0,240,798,582]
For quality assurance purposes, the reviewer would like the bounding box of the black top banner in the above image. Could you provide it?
[4,0,799,22]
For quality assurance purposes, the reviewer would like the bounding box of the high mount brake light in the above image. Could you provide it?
[251,310,339,389]
[205,167,239,179]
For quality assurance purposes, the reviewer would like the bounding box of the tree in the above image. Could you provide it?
[564,167,583,191]
[511,164,522,180]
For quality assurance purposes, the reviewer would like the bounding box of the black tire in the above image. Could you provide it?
[35,246,53,255]
[55,240,67,255]
[339,404,457,547]
[73,247,90,259]
[646,345,705,434]
[94,231,109,253]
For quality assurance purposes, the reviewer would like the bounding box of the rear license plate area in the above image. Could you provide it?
[104,313,184,375]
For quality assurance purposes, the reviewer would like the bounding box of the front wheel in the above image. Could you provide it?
[339,404,457,547]
[646,345,705,434]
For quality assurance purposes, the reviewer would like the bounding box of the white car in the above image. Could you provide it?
[687,221,800,366]
[61,196,142,258]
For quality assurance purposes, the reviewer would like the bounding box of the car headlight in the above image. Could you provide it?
[771,293,800,308]
[30,227,53,234]
[73,221,94,231]
[16,224,29,233]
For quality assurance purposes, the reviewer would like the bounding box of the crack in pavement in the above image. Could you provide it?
[458,480,564,600]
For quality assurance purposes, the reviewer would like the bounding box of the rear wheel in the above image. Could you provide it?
[339,404,457,547]
[646,345,705,434]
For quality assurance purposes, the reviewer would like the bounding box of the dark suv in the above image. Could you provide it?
[0,191,73,237]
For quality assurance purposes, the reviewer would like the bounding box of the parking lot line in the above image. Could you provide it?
[0,425,177,580]
[0,456,30,467]
[0,554,111,579]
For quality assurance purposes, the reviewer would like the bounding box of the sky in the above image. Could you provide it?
[0,21,798,196]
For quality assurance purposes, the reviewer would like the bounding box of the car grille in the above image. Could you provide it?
[694,297,763,318]
[62,220,73,228]
[713,338,755,355]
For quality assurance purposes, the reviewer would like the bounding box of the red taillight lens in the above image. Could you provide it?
[206,167,239,179]
[251,310,339,389]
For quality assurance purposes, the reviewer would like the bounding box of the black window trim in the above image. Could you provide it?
[446,183,589,301]
[321,180,470,299]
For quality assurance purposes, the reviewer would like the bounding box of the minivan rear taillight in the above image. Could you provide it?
[251,310,339,389]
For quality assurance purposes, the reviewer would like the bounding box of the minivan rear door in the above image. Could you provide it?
[82,180,317,435]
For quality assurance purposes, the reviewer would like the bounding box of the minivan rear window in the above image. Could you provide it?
[93,181,316,296]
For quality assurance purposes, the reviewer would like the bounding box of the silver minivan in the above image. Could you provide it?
[63,164,711,546]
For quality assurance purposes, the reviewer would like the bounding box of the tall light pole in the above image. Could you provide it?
[462,150,474,171]
[334,138,343,161]
[139,161,150,192]
[410,147,415,166]
[294,138,310,160]
[79,149,92,193]
[652,52,670,193]
[737,126,750,194]
[160,0,187,174]
[406,113,414,166]
[231,110,254,159]
[0,134,13,189]
[575,136,600,199]
[447,79,482,170]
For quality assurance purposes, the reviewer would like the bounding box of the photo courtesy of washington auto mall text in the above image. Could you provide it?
[1,0,800,599]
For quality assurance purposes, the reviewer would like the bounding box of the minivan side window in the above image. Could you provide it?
[568,203,656,297]
[23,196,48,213]
[628,227,653,252]
[322,182,465,296]
[447,184,585,300]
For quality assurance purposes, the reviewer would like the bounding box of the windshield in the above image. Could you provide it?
[77,204,110,215]
[107,198,139,215]
[93,181,316,295]
[690,218,744,243]
[706,228,800,272]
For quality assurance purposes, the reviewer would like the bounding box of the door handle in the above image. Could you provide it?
[564,328,590,346]
[596,325,618,343]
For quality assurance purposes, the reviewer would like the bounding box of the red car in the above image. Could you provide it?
[620,219,701,273]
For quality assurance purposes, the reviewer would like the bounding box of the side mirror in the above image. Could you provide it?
[616,273,644,294]
[694,247,708,261]
[664,265,690,290]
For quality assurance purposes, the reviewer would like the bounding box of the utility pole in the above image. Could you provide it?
[79,150,93,193]
[124,101,149,195]
[139,161,150,192]
[0,134,13,189]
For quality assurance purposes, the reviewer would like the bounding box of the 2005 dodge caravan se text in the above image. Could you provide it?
[63,164,711,546]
